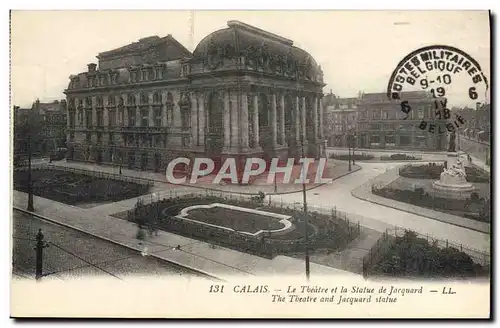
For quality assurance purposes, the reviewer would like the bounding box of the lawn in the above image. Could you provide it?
[373,176,491,222]
[13,169,151,205]
[183,206,285,234]
[367,230,489,278]
[113,195,359,258]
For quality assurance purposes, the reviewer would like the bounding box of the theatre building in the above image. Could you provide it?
[64,20,326,179]
[356,91,446,150]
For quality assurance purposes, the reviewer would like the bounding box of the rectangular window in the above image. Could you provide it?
[370,135,380,144]
[400,135,411,146]
[417,108,425,119]
[128,109,136,127]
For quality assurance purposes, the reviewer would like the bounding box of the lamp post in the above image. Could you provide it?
[352,130,356,166]
[27,131,34,212]
[300,138,310,280]
[348,134,352,172]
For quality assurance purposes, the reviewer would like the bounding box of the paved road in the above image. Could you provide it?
[12,211,201,281]
[275,161,491,254]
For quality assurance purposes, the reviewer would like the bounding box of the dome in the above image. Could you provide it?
[192,21,322,80]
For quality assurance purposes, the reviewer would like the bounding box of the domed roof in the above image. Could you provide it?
[192,21,322,80]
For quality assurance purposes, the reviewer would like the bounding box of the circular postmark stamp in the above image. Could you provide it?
[387,45,489,135]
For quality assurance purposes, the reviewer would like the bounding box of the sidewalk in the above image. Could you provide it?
[351,167,490,234]
[49,159,360,195]
[469,155,490,174]
[12,190,359,280]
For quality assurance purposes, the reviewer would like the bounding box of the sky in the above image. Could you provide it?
[11,10,490,108]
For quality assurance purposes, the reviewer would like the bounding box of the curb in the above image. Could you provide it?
[13,206,223,281]
[350,179,490,235]
[54,161,361,196]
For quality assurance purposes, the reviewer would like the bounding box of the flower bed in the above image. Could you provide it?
[330,152,374,161]
[380,153,421,161]
[399,163,490,183]
[372,186,491,223]
[368,230,489,277]
[13,169,150,205]
[120,195,360,258]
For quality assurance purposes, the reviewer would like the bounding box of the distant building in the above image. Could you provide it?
[13,100,67,161]
[32,99,68,153]
[356,91,446,150]
[456,103,490,143]
[323,92,358,147]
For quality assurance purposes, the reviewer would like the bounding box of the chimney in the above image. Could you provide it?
[87,63,97,72]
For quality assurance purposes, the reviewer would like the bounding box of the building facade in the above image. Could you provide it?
[455,103,490,143]
[323,92,358,147]
[13,100,67,162]
[65,21,326,178]
[32,99,68,153]
[356,91,445,150]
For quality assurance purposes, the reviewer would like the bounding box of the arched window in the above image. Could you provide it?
[108,95,115,106]
[153,92,161,104]
[128,94,136,105]
[140,93,148,105]
[166,92,174,125]
[96,96,103,107]
[85,97,92,108]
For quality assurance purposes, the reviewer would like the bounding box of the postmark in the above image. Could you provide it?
[387,45,489,135]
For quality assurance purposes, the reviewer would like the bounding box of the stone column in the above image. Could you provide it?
[172,91,182,128]
[91,96,97,126]
[223,90,230,148]
[160,91,167,127]
[294,95,300,144]
[135,94,141,127]
[103,106,109,127]
[190,92,198,146]
[252,94,260,148]
[241,91,249,150]
[318,95,324,139]
[121,94,128,126]
[148,93,154,127]
[230,91,239,147]
[301,96,306,142]
[312,96,318,141]
[279,93,286,146]
[271,93,277,147]
[198,92,205,147]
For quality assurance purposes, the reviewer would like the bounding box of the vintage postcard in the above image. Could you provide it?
[10,10,491,318]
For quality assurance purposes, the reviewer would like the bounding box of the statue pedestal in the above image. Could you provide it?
[433,152,475,199]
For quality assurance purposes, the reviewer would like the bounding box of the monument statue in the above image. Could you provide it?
[443,157,466,179]
[448,131,457,152]
[433,153,475,199]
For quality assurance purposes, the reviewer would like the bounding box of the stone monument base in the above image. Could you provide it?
[432,151,475,200]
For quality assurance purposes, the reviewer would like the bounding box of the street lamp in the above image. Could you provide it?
[352,130,356,166]
[27,131,34,212]
[348,134,352,172]
[300,137,310,280]
[26,113,34,212]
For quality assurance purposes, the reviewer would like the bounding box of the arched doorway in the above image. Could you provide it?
[205,92,224,170]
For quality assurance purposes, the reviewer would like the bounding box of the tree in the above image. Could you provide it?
[14,108,43,211]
